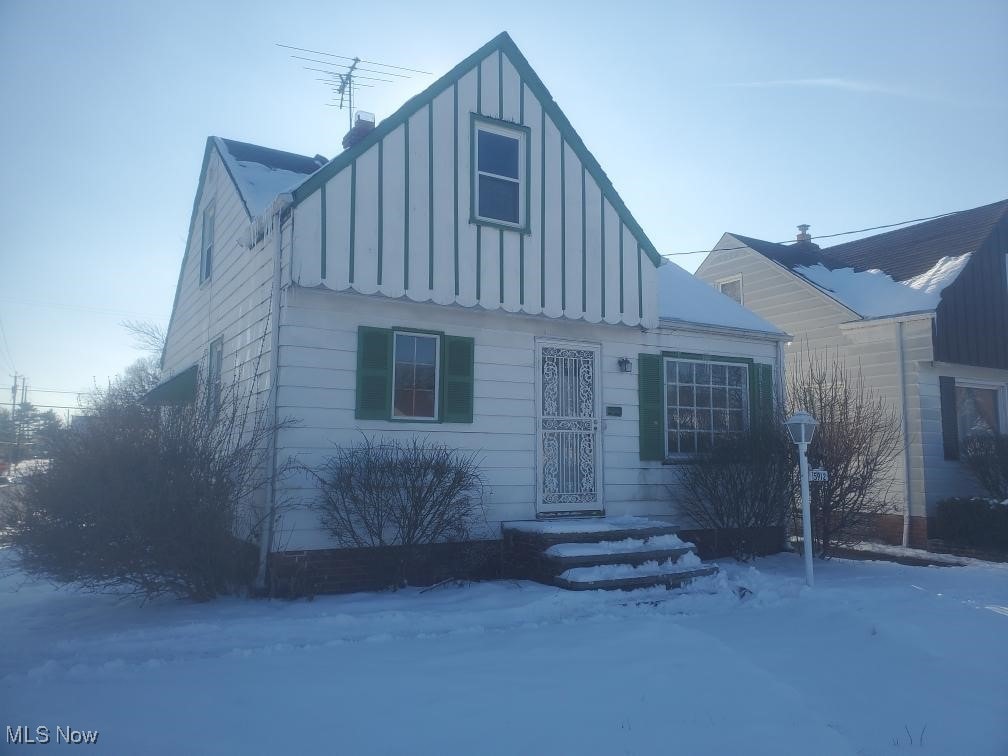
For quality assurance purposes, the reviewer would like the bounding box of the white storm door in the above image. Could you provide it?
[536,341,602,514]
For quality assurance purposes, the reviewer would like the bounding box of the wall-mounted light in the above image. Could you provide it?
[617,357,632,373]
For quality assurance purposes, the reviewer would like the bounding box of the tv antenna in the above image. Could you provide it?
[277,43,432,129]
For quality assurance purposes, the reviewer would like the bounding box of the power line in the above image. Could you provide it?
[0,315,16,372]
[660,209,963,258]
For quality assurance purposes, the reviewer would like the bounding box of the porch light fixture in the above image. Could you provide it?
[785,411,819,588]
[617,357,633,373]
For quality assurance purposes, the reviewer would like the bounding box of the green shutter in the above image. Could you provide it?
[939,376,959,460]
[638,353,664,461]
[441,335,475,423]
[355,327,392,419]
[748,362,775,428]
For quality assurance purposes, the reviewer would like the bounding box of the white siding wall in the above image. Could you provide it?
[919,361,1008,506]
[291,48,659,328]
[697,239,929,518]
[162,147,281,416]
[272,288,779,550]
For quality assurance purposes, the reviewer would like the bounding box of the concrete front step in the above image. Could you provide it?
[544,546,694,570]
[554,565,718,591]
[501,517,680,548]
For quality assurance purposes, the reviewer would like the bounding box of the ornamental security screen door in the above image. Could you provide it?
[536,341,602,514]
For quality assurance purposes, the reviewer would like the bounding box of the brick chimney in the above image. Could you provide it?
[796,224,812,243]
[342,111,376,150]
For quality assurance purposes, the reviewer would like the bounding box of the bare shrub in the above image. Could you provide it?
[962,434,1008,500]
[676,417,797,559]
[313,436,485,585]
[788,347,904,556]
[0,359,291,602]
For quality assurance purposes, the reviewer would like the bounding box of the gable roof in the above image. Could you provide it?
[823,199,1008,281]
[723,199,1008,320]
[215,137,326,218]
[657,261,786,336]
[289,31,664,268]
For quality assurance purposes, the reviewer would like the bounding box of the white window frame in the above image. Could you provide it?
[663,356,750,459]
[953,379,1008,443]
[473,119,526,229]
[391,331,441,421]
[717,274,743,305]
[200,203,215,284]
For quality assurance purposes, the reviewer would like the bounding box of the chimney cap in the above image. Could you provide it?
[342,111,376,150]
[796,224,812,242]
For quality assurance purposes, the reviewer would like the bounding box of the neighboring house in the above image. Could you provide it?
[695,200,1008,546]
[156,32,788,589]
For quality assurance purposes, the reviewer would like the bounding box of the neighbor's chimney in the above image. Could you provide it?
[796,224,812,243]
[342,111,376,150]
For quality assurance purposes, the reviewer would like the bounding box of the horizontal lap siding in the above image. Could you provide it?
[162,149,278,400]
[275,287,777,550]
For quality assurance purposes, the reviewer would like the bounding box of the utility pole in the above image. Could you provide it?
[9,373,18,468]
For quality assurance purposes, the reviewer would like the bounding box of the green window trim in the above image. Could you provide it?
[637,351,775,462]
[355,325,474,424]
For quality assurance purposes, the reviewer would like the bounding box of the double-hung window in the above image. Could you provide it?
[665,357,748,455]
[955,382,1003,446]
[393,332,440,420]
[717,275,743,305]
[200,203,215,283]
[473,117,526,228]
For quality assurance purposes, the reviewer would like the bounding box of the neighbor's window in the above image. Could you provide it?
[955,384,1002,446]
[207,337,223,418]
[200,203,215,283]
[393,332,439,420]
[474,120,524,227]
[718,276,743,305]
[665,357,748,455]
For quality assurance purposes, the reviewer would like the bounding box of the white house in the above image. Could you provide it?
[695,201,1008,547]
[157,32,788,591]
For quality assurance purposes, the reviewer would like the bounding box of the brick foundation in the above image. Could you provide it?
[677,526,786,559]
[268,541,502,597]
[856,514,929,548]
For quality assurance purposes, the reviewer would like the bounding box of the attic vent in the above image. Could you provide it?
[342,111,376,150]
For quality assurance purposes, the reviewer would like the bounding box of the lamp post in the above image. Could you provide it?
[785,411,819,587]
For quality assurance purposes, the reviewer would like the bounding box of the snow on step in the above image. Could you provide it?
[559,551,704,583]
[503,516,674,535]
[545,533,691,558]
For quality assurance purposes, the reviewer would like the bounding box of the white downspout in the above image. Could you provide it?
[896,320,912,547]
[255,193,292,591]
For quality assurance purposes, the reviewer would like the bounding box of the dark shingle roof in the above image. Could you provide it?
[217,138,326,176]
[822,199,1008,281]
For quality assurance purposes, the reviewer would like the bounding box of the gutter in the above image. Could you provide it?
[895,320,913,547]
[255,192,293,591]
[655,316,791,343]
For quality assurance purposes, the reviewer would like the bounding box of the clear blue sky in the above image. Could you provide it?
[1,0,1005,413]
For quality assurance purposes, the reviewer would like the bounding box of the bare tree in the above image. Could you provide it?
[788,346,904,556]
[121,319,167,357]
[962,434,1008,500]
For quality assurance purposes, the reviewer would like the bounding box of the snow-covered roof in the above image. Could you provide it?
[657,261,786,336]
[792,253,972,319]
[214,137,327,218]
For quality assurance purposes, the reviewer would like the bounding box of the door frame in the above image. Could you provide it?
[534,337,604,517]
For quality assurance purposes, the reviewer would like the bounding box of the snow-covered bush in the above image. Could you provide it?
[0,360,284,602]
[932,497,1008,551]
[313,436,485,584]
[788,347,904,556]
[675,418,797,560]
[962,434,1008,500]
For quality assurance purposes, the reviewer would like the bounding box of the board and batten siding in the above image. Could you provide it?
[161,145,283,408]
[272,289,778,550]
[289,47,659,328]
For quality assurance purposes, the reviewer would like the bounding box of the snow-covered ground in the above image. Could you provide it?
[2,548,1006,755]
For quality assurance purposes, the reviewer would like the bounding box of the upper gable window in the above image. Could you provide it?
[473,117,526,229]
[200,204,215,283]
[718,275,743,305]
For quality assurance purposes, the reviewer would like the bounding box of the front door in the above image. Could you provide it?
[536,341,602,515]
